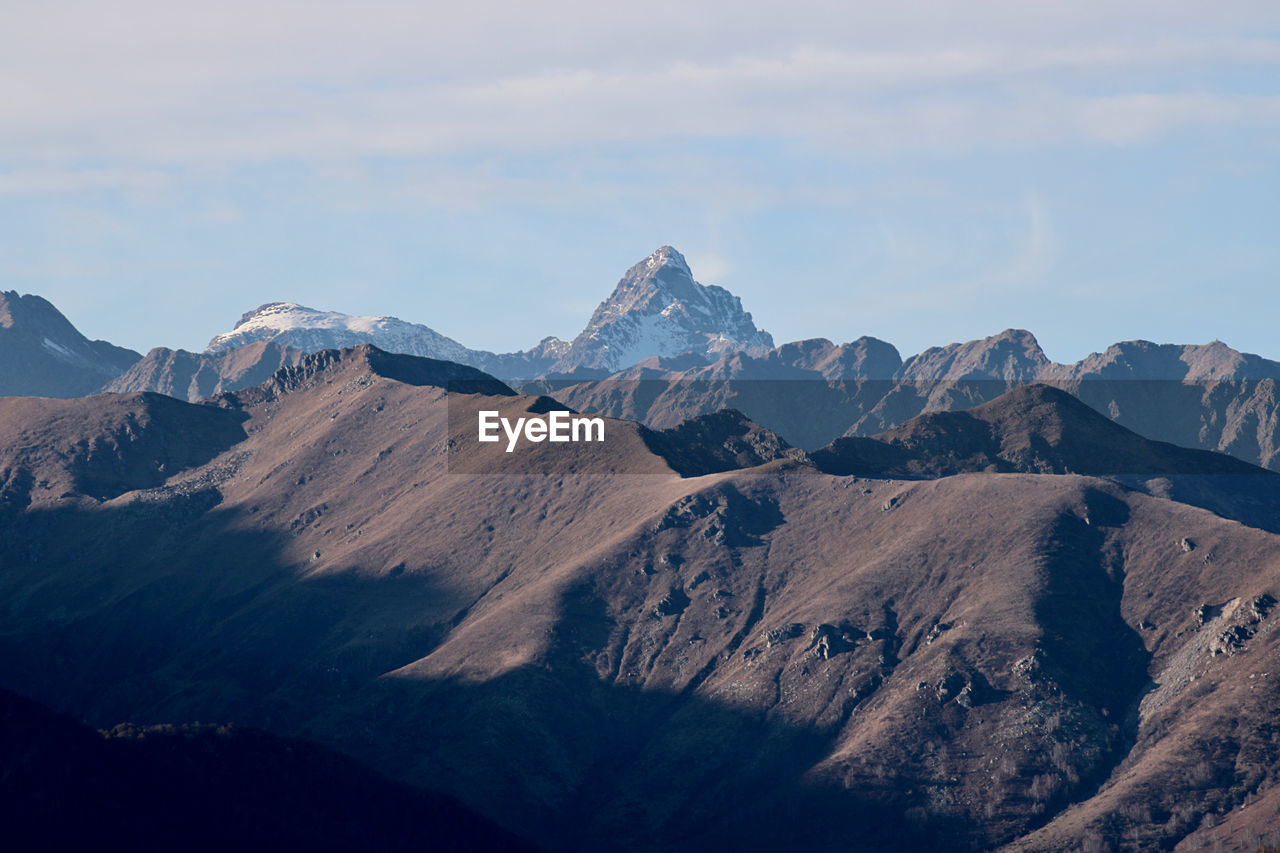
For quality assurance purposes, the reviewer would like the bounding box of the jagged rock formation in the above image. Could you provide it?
[1048,339,1280,382]
[897,328,1049,382]
[8,262,1279,477]
[198,247,771,382]
[545,246,774,374]
[0,291,140,397]
[218,343,515,407]
[201,247,771,380]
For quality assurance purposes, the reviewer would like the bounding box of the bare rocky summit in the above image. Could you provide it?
[897,328,1050,382]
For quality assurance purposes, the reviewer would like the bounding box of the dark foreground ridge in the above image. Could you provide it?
[0,687,537,852]
[641,408,804,476]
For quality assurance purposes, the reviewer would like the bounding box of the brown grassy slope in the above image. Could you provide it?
[0,347,1278,850]
[1173,782,1280,851]
[0,391,247,504]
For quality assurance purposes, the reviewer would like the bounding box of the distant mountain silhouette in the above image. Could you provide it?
[535,329,1280,472]
[0,290,139,397]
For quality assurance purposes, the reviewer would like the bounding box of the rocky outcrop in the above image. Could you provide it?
[104,341,305,402]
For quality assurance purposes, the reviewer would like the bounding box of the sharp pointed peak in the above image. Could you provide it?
[645,245,689,270]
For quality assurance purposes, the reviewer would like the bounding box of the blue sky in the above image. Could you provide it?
[2,1,1278,362]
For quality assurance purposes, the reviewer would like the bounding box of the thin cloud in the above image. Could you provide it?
[0,168,172,196]
[2,2,1279,171]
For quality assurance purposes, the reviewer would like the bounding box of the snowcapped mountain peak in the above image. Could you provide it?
[645,245,690,273]
[553,246,774,373]
[201,246,771,379]
[232,302,309,330]
[590,246,703,325]
[206,301,570,381]
[206,302,476,364]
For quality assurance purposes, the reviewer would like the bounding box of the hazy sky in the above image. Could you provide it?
[3,1,1278,362]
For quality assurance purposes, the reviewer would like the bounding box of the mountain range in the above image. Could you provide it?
[5,250,1280,850]
[1,342,1278,851]
[7,247,1280,477]
[532,329,1280,473]
[198,245,771,381]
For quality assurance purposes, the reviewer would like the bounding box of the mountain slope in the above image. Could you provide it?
[0,291,140,397]
[1,349,1279,850]
[0,390,248,505]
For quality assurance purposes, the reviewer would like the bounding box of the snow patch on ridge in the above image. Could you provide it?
[207,302,476,364]
[42,336,80,362]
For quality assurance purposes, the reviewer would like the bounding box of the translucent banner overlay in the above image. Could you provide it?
[447,379,1280,477]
